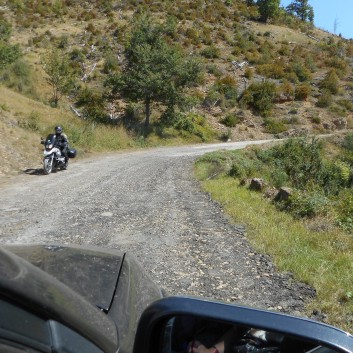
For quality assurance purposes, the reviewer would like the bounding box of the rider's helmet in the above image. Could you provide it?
[55,126,63,135]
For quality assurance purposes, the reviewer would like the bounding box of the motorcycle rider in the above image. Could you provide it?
[54,126,69,164]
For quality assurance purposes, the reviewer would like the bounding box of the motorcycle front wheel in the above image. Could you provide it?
[43,156,53,175]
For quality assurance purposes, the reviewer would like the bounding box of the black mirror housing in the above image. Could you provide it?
[134,297,353,353]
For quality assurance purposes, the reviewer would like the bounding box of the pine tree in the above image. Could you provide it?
[257,0,280,23]
[106,14,201,132]
[41,49,73,106]
[286,0,314,23]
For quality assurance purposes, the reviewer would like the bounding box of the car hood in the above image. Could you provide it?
[3,244,124,312]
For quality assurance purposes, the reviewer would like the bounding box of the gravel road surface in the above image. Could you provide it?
[0,140,315,316]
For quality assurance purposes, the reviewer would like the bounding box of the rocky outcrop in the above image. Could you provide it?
[274,187,293,202]
[249,178,266,191]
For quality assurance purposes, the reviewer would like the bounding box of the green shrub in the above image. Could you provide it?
[221,113,242,127]
[259,138,324,189]
[57,35,69,48]
[2,59,34,96]
[286,115,299,124]
[174,113,214,141]
[185,27,200,44]
[285,71,299,84]
[244,67,254,79]
[229,162,245,178]
[229,156,261,179]
[179,93,203,113]
[279,80,294,99]
[343,133,353,152]
[0,42,21,69]
[124,102,145,122]
[263,118,287,134]
[258,40,275,64]
[320,69,339,94]
[271,169,289,188]
[335,161,351,184]
[174,114,195,133]
[240,80,277,116]
[200,45,220,59]
[203,90,223,108]
[76,87,107,122]
[329,104,347,117]
[279,43,290,56]
[103,52,120,74]
[206,64,222,76]
[335,190,353,233]
[257,63,285,79]
[305,55,317,73]
[316,90,332,108]
[221,128,232,141]
[196,150,235,179]
[11,58,31,79]
[19,111,41,132]
[327,57,349,77]
[311,116,321,124]
[278,190,328,219]
[0,103,9,111]
[213,75,238,107]
[200,27,212,45]
[69,48,85,63]
[0,18,12,41]
[203,75,238,109]
[295,83,311,100]
[320,160,352,195]
[290,62,312,82]
[337,99,353,111]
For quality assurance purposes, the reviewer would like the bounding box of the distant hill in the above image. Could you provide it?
[0,0,352,177]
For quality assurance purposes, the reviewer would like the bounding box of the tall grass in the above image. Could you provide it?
[195,157,353,332]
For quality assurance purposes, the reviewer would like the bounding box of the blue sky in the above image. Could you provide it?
[280,0,353,39]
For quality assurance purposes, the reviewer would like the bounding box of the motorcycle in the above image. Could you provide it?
[41,134,76,175]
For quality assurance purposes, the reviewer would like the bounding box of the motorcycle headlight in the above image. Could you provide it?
[46,144,53,149]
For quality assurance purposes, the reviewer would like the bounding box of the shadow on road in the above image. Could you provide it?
[24,168,44,176]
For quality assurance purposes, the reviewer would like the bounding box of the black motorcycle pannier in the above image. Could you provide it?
[68,148,77,158]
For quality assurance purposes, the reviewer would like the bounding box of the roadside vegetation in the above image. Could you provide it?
[195,135,353,332]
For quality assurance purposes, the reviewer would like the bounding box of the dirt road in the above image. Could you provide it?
[0,140,315,316]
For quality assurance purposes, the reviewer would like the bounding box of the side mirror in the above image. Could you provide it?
[133,297,353,353]
[41,138,45,144]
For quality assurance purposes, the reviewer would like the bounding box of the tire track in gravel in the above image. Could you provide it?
[0,141,315,316]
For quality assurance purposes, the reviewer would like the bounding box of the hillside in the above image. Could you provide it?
[0,0,353,177]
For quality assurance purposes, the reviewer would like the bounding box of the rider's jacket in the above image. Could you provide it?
[55,133,68,150]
